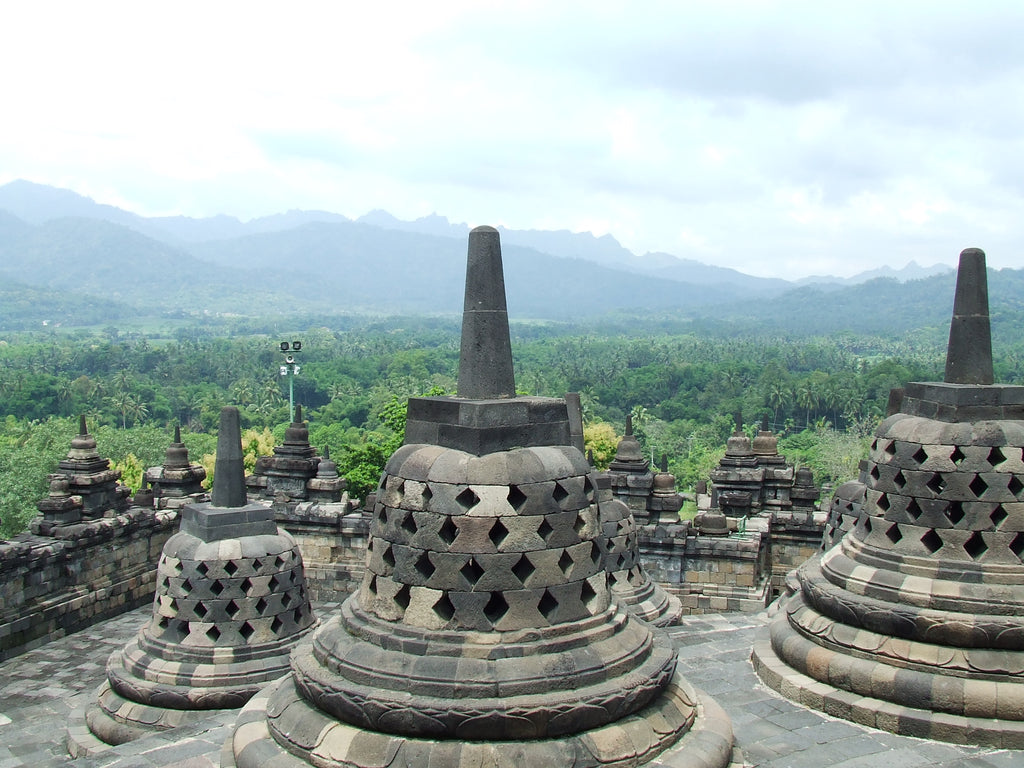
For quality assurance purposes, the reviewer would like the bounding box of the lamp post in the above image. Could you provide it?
[279,340,302,422]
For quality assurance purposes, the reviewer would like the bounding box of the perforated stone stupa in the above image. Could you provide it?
[226,226,733,767]
[753,248,1024,747]
[597,472,684,627]
[71,407,316,754]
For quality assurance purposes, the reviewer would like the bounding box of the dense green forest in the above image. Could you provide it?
[0,311,989,539]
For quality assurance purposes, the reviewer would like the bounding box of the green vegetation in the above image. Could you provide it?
[1,311,1011,539]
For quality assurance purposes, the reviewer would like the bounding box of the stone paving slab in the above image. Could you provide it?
[0,603,1021,767]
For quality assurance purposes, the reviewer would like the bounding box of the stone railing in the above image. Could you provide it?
[0,508,178,662]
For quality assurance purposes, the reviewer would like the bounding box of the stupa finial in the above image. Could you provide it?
[945,247,994,385]
[457,226,516,399]
[211,407,247,508]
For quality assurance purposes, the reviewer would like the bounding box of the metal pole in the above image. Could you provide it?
[288,370,295,423]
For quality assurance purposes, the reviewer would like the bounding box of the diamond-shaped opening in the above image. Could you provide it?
[553,482,570,505]
[869,466,881,482]
[378,506,388,525]
[988,447,1007,468]
[893,470,907,490]
[240,577,253,594]
[871,439,878,451]
[573,513,588,537]
[394,584,411,611]
[275,555,287,569]
[884,440,897,457]
[196,562,209,576]
[401,512,418,536]
[256,597,269,614]
[580,580,598,611]
[590,541,602,566]
[433,593,455,621]
[206,625,221,642]
[293,607,304,623]
[193,601,207,619]
[252,558,263,571]
[271,616,284,635]
[969,474,989,499]
[991,505,1009,528]
[172,559,183,575]
[921,528,943,554]
[282,592,293,608]
[460,558,484,586]
[455,487,480,512]
[157,616,169,629]
[863,517,873,534]
[964,531,988,560]
[926,473,946,495]
[438,517,459,545]
[906,498,922,521]
[512,554,536,585]
[226,599,240,618]
[382,545,396,569]
[885,524,903,545]
[224,560,238,577]
[614,553,625,569]
[537,519,554,542]
[950,446,966,465]
[268,575,280,591]
[367,575,377,596]
[507,485,528,512]
[538,590,558,620]
[558,550,574,576]
[181,578,192,595]
[484,592,509,624]
[394,479,406,501]
[946,501,966,525]
[583,476,594,496]
[1010,532,1024,561]
[1010,476,1024,498]
[210,580,225,596]
[415,551,435,580]
[489,520,509,548]
[877,493,891,512]
[912,447,928,466]
[239,621,255,642]
[421,485,433,505]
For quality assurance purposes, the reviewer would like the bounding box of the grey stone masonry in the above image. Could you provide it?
[754,247,1024,749]
[144,424,207,503]
[225,227,734,768]
[248,405,321,502]
[72,408,316,756]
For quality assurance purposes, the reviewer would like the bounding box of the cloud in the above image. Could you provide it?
[2,1,1024,278]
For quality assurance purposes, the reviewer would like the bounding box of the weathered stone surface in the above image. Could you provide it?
[755,247,1024,746]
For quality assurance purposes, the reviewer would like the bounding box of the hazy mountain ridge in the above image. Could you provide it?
[0,180,985,332]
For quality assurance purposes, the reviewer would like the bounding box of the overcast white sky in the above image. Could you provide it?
[2,1,1023,278]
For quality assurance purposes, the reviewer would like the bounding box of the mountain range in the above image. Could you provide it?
[0,179,974,334]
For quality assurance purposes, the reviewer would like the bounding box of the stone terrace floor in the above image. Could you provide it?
[1,603,1021,768]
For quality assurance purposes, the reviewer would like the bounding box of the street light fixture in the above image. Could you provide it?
[279,340,302,422]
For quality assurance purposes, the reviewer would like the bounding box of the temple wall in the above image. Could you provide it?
[272,503,369,603]
[0,508,177,662]
[767,514,826,595]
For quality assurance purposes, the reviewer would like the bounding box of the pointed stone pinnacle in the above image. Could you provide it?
[211,407,247,508]
[173,424,182,443]
[295,404,303,423]
[457,226,516,399]
[625,414,634,436]
[945,247,994,385]
[79,414,88,435]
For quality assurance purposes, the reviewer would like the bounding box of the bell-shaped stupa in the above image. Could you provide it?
[72,407,316,754]
[754,248,1024,747]
[226,226,733,767]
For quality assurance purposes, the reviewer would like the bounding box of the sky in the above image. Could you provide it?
[3,1,1024,278]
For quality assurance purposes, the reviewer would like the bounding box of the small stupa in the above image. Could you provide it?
[71,407,316,754]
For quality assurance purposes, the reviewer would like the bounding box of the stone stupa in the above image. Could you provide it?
[226,226,733,767]
[70,407,317,754]
[753,248,1024,747]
